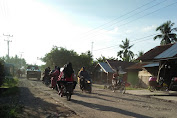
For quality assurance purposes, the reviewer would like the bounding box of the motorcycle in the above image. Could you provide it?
[169,77,177,91]
[42,74,51,86]
[80,77,92,93]
[112,79,126,94]
[148,77,168,92]
[57,81,74,101]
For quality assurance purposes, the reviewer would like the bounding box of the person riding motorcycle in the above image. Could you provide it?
[57,62,77,96]
[78,67,90,90]
[42,67,51,82]
[50,66,60,89]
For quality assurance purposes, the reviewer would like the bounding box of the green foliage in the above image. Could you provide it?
[0,59,5,86]
[117,38,134,62]
[42,46,94,73]
[137,51,144,58]
[0,77,21,118]
[0,104,23,118]
[1,77,18,88]
[96,55,107,62]
[1,77,19,96]
[2,55,27,69]
[96,55,118,63]
[154,20,177,45]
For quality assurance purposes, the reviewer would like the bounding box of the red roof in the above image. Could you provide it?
[137,43,174,61]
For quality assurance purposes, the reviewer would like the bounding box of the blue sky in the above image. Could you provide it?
[0,0,177,65]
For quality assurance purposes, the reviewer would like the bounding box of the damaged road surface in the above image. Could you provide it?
[18,78,79,118]
[19,78,177,118]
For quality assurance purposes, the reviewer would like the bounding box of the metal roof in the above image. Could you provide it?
[143,62,159,68]
[98,62,114,73]
[137,43,173,61]
[155,43,177,59]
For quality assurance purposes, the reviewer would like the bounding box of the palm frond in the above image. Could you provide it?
[154,34,163,40]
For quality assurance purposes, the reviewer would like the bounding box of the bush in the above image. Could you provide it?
[0,59,5,87]
[1,77,19,96]
[0,104,23,118]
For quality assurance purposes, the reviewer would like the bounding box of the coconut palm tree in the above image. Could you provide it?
[154,20,177,45]
[117,38,134,62]
[136,51,144,58]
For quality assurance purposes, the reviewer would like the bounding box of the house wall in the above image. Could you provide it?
[93,72,113,84]
[138,68,152,88]
[127,70,139,86]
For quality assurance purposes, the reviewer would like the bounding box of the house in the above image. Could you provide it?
[127,43,177,88]
[154,43,177,89]
[126,63,148,87]
[94,62,114,84]
[93,60,135,84]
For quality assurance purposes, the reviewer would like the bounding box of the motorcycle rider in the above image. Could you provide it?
[42,67,51,82]
[50,66,60,89]
[78,67,90,90]
[112,70,119,92]
[57,62,77,96]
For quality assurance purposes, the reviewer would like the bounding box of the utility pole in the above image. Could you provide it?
[3,34,13,58]
[91,42,94,55]
[20,52,24,68]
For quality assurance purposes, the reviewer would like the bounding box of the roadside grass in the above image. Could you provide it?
[0,77,22,118]
[0,104,23,118]
[1,77,19,96]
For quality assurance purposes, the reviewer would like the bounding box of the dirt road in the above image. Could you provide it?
[18,78,79,118]
[19,78,177,118]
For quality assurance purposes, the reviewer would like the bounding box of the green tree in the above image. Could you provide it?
[136,51,144,58]
[0,59,5,86]
[2,55,27,69]
[96,55,107,62]
[154,20,177,45]
[42,46,94,73]
[96,55,117,62]
[42,46,78,68]
[78,51,93,72]
[117,38,134,62]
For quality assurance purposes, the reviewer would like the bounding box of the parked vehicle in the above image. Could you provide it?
[148,77,168,92]
[169,77,177,91]
[26,65,41,80]
[57,81,74,101]
[80,77,92,93]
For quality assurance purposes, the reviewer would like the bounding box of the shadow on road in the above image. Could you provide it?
[71,99,152,118]
[74,91,115,102]
[91,91,148,103]
[18,86,73,117]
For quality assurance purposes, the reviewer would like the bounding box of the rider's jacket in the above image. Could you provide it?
[79,71,90,80]
[58,71,74,82]
[50,69,60,80]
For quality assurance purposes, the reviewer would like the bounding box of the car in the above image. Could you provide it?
[26,65,41,80]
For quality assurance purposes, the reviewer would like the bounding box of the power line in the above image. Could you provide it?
[81,0,156,37]
[98,0,167,31]
[93,33,158,51]
[85,1,177,57]
[82,0,169,40]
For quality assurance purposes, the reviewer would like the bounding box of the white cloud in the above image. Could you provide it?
[142,25,156,32]
[125,29,132,34]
